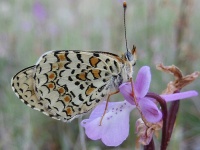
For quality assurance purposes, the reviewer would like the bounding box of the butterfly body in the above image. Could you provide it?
[11,49,136,122]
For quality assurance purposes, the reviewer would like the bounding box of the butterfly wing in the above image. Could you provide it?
[11,66,60,120]
[11,50,124,122]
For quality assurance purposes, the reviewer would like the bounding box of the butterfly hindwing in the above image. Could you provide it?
[11,66,61,120]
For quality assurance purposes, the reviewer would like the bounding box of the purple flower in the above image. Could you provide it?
[33,1,47,22]
[81,101,135,146]
[81,66,198,146]
[119,66,198,123]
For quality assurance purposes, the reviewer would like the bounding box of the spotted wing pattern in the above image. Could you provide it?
[11,66,60,120]
[11,50,124,122]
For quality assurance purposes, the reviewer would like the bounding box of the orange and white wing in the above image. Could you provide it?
[11,66,60,120]
[11,50,124,122]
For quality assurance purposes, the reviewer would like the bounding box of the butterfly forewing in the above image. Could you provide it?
[11,50,124,122]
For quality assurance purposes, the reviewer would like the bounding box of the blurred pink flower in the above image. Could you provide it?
[33,1,47,22]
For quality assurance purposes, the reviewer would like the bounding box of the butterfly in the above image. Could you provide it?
[11,47,136,122]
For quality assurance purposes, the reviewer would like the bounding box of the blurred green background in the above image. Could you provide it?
[0,0,200,149]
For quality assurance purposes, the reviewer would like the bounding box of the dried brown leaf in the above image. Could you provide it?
[135,118,163,145]
[156,63,200,94]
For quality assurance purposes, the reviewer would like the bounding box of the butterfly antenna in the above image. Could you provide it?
[123,1,128,52]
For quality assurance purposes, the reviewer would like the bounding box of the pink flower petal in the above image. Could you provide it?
[81,101,135,146]
[139,97,162,123]
[161,90,198,102]
[119,82,135,105]
[81,118,102,140]
[101,106,131,146]
[135,66,151,98]
[89,101,116,119]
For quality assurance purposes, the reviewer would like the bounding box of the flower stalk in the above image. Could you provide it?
[166,100,180,146]
[146,93,168,150]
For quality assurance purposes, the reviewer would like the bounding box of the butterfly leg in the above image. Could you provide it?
[99,90,119,126]
[130,78,138,106]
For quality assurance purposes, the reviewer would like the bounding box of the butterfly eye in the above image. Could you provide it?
[125,51,133,61]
